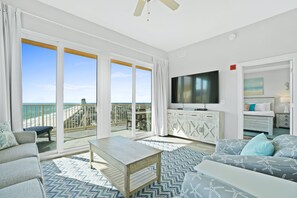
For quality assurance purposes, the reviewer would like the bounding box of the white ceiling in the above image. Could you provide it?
[36,0,297,52]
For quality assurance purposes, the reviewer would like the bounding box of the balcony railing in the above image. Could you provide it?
[22,103,151,132]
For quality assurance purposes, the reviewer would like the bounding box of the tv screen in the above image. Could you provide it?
[171,70,219,103]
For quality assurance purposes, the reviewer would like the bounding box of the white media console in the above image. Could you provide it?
[167,109,224,144]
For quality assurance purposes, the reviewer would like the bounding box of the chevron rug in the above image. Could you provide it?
[41,139,208,198]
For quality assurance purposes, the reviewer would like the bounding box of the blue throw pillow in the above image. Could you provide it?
[249,104,256,111]
[240,133,274,156]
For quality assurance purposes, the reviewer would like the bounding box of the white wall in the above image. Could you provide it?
[244,68,290,113]
[168,8,297,139]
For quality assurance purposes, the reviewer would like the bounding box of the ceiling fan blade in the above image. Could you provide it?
[160,0,179,10]
[134,0,146,16]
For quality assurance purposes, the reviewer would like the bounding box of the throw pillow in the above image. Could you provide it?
[249,104,256,111]
[273,135,297,159]
[255,103,266,111]
[0,121,18,150]
[240,133,274,156]
[264,103,271,111]
[244,104,250,111]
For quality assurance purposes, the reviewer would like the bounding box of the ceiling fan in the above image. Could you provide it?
[134,0,180,16]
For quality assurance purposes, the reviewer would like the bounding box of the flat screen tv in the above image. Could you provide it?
[171,70,219,103]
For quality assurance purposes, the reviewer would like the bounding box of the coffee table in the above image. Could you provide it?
[89,136,162,198]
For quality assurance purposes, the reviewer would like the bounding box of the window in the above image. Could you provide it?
[63,48,97,149]
[110,59,152,138]
[136,66,152,132]
[22,39,57,153]
[22,38,98,153]
[110,60,133,137]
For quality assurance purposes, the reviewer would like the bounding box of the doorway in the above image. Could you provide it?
[237,53,297,139]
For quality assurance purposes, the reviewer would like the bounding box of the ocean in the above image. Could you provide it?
[22,103,79,120]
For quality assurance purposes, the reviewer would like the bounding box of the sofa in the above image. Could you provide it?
[180,134,297,197]
[203,134,297,182]
[0,131,46,198]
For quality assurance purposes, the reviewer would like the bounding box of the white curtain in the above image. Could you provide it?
[152,57,169,136]
[0,3,22,131]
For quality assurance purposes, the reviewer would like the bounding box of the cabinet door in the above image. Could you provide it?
[173,113,189,137]
[167,112,176,135]
[201,113,218,143]
[187,114,204,139]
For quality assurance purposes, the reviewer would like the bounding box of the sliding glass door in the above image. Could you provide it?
[110,60,133,138]
[22,39,57,153]
[63,48,97,149]
[22,37,98,153]
[136,66,152,133]
[110,59,152,138]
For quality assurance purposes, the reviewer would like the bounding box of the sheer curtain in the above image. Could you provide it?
[152,57,169,136]
[0,3,22,131]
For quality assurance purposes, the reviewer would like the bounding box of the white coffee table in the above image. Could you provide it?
[89,136,162,198]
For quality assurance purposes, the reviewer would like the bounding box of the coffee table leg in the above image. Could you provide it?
[89,145,94,169]
[124,167,130,198]
[156,153,161,183]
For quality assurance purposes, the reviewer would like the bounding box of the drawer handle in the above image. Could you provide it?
[191,115,197,116]
[178,114,184,115]
[206,116,213,118]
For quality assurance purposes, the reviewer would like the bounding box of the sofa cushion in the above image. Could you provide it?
[0,143,38,164]
[0,157,43,189]
[0,121,18,150]
[0,179,46,198]
[240,133,274,156]
[273,134,297,159]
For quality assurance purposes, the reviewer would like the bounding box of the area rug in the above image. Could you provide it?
[41,139,208,198]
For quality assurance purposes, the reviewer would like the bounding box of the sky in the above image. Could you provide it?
[22,43,151,104]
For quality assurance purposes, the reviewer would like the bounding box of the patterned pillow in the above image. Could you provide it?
[273,135,297,159]
[0,121,18,150]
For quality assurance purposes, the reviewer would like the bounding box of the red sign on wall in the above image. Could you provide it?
[230,64,236,70]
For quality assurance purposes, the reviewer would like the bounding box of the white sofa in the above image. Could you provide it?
[0,131,46,198]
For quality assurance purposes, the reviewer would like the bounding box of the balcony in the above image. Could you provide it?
[23,103,152,153]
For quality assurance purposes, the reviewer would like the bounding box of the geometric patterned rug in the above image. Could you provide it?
[41,139,208,198]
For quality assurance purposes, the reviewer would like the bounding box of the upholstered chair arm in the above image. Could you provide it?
[180,172,256,198]
[215,139,249,155]
[13,131,37,144]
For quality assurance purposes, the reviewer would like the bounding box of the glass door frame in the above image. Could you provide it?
[57,42,100,154]
[110,55,154,138]
[21,32,101,156]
